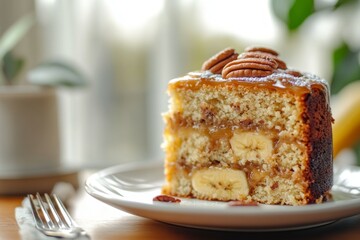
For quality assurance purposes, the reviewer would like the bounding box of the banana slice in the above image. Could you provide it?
[230,131,273,161]
[192,168,249,200]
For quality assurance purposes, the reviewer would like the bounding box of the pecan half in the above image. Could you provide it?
[245,46,279,56]
[201,48,239,74]
[153,194,181,203]
[286,70,302,77]
[222,58,276,78]
[239,52,287,70]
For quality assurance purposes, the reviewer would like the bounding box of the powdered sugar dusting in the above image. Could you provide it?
[170,70,329,93]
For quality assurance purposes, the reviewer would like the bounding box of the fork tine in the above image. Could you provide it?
[28,194,46,229]
[52,194,77,227]
[44,193,67,229]
[28,193,88,239]
[36,192,56,229]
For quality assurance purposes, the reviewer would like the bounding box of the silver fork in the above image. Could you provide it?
[28,193,89,239]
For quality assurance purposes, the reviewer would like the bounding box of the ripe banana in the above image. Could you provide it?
[332,81,360,157]
[230,131,273,161]
[191,168,249,200]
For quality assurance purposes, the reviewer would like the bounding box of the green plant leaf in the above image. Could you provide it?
[0,14,34,61]
[331,42,360,94]
[333,43,349,68]
[27,61,86,87]
[354,140,360,166]
[2,51,24,84]
[271,0,292,24]
[288,0,314,30]
[271,0,315,31]
[334,0,358,9]
[0,68,4,85]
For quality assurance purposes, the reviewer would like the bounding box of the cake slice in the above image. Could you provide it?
[162,47,333,205]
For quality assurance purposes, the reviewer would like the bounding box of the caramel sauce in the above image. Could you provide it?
[174,126,281,148]
[168,122,283,149]
[168,71,329,97]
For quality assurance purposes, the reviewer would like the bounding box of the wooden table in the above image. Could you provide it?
[2,177,360,240]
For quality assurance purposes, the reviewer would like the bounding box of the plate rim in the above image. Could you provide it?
[85,160,360,230]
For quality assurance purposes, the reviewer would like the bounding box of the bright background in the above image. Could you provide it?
[1,0,360,168]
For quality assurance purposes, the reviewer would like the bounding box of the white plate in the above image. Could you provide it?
[85,160,360,231]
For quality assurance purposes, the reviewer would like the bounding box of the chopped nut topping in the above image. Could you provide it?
[153,194,181,203]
